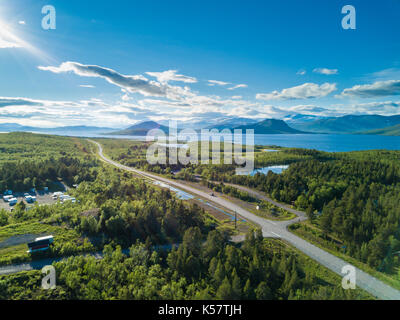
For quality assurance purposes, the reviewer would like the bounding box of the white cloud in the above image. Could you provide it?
[38,61,168,97]
[0,96,163,128]
[344,101,400,115]
[18,21,26,25]
[313,68,338,75]
[286,105,343,117]
[38,61,207,103]
[146,70,197,84]
[2,94,400,129]
[256,83,337,100]
[297,69,306,75]
[79,84,95,88]
[28,61,400,127]
[228,84,248,90]
[283,101,400,117]
[208,80,231,86]
[0,97,44,108]
[337,80,400,98]
[366,68,400,81]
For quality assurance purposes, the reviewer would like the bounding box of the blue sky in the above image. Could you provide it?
[0,0,400,128]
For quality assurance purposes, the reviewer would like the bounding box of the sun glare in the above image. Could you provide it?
[0,19,24,48]
[0,17,53,62]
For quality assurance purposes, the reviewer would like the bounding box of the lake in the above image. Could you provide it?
[45,131,400,153]
[109,134,400,152]
[251,134,400,152]
[249,165,289,175]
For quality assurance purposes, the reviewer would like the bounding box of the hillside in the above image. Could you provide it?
[205,117,259,130]
[234,119,307,134]
[360,124,400,136]
[109,121,170,136]
[290,115,400,134]
[0,123,113,135]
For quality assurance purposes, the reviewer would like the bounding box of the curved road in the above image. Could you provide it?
[90,140,400,300]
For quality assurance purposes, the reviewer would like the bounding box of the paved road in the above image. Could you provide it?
[89,140,400,300]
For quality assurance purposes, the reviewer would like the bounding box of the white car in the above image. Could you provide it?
[61,196,76,203]
[3,195,13,202]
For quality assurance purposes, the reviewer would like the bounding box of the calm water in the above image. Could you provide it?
[251,134,400,152]
[45,131,400,152]
[108,134,400,152]
[249,165,289,175]
[152,181,194,200]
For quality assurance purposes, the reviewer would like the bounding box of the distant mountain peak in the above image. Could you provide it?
[234,118,307,134]
[109,120,169,135]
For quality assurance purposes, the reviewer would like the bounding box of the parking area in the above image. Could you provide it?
[0,191,59,211]
[0,182,75,211]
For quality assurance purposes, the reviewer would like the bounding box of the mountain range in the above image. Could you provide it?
[288,115,400,134]
[118,115,400,136]
[0,123,114,135]
[234,119,305,134]
[3,114,400,137]
[108,119,307,135]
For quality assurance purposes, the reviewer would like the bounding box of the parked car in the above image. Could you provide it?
[25,195,36,203]
[3,195,13,202]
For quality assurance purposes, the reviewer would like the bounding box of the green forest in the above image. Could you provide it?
[97,139,400,287]
[0,133,395,299]
[0,230,370,300]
